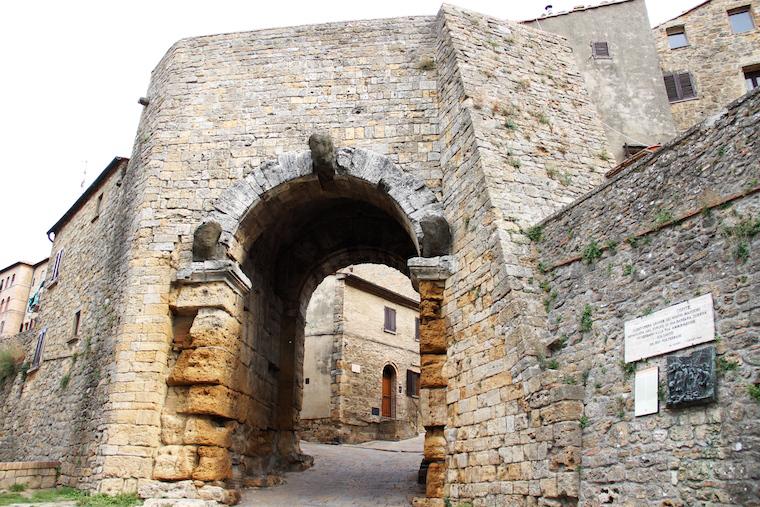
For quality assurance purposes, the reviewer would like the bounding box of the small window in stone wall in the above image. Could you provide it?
[93,193,104,221]
[728,6,755,34]
[666,25,689,49]
[30,328,47,371]
[414,317,420,341]
[72,310,81,339]
[406,370,420,397]
[383,306,396,333]
[49,249,64,285]
[591,41,611,59]
[663,72,697,102]
[744,64,760,91]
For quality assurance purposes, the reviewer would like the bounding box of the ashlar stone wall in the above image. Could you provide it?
[0,157,139,492]
[434,5,613,505]
[535,88,759,506]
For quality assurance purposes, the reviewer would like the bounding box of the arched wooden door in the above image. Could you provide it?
[382,365,395,418]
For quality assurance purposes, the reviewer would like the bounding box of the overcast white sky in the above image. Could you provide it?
[0,0,701,269]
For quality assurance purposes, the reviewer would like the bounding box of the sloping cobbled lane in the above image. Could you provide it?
[241,436,425,506]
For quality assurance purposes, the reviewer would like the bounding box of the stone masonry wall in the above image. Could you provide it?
[434,5,613,505]
[653,0,760,131]
[96,16,444,493]
[535,89,759,505]
[0,461,59,491]
[0,158,140,491]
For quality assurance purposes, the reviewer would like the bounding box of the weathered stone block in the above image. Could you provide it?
[189,309,241,353]
[192,446,232,481]
[153,446,198,481]
[181,385,239,421]
[425,462,445,498]
[420,319,446,354]
[168,347,236,386]
[421,354,447,388]
[161,414,188,445]
[184,417,234,448]
[424,428,447,461]
[540,400,583,424]
[171,282,243,317]
[420,388,447,427]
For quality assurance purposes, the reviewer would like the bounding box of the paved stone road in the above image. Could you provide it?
[241,436,425,506]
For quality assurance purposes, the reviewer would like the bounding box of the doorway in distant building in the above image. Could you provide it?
[382,365,396,418]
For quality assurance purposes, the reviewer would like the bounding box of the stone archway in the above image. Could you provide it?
[160,136,453,503]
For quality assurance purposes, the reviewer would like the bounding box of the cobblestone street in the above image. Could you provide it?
[241,436,424,506]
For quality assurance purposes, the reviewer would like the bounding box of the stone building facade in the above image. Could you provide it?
[524,0,677,163]
[653,0,760,130]
[0,4,758,507]
[0,259,47,337]
[300,264,422,444]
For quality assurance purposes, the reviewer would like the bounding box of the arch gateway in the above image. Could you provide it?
[1,4,758,507]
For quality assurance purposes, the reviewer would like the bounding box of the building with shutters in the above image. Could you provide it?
[299,264,422,444]
[653,0,760,130]
[523,0,677,163]
[0,259,48,337]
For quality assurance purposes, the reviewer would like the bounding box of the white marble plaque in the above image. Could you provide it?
[634,366,659,416]
[624,294,714,363]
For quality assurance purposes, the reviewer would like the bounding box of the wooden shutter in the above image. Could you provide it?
[663,74,679,102]
[678,73,696,99]
[406,370,420,396]
[384,307,396,332]
[31,328,47,369]
[592,42,610,58]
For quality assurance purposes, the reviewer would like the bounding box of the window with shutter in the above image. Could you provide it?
[663,72,697,102]
[30,328,47,370]
[50,249,64,284]
[383,306,396,333]
[406,370,420,397]
[592,41,610,59]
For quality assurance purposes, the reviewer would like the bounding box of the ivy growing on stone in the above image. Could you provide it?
[582,241,602,264]
[525,226,543,242]
[579,304,593,332]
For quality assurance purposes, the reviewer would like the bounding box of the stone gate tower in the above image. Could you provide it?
[3,3,758,506]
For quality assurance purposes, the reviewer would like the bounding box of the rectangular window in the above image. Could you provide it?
[50,249,64,284]
[0,280,4,291]
[744,65,760,91]
[663,72,697,102]
[93,193,104,221]
[591,41,610,59]
[383,306,396,333]
[0,321,4,334]
[728,6,754,33]
[666,26,689,49]
[73,310,81,338]
[415,317,420,341]
[10,274,15,286]
[406,370,420,397]
[30,328,47,370]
